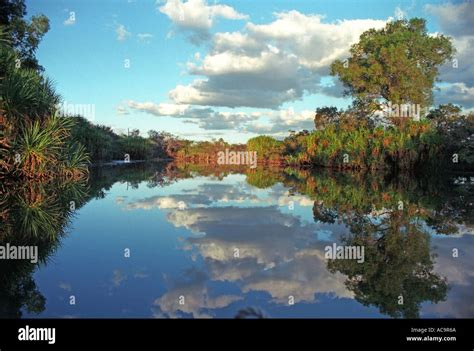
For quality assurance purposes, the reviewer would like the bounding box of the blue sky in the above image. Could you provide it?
[27,0,473,142]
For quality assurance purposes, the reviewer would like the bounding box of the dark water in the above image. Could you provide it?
[1,162,473,318]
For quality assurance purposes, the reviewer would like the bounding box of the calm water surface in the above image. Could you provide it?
[2,162,473,318]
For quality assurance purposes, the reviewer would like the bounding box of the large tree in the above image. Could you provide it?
[331,18,455,113]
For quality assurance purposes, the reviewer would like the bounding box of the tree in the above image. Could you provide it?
[331,18,455,114]
[426,103,461,132]
[314,106,340,130]
[129,129,140,137]
[246,135,283,160]
[0,0,50,71]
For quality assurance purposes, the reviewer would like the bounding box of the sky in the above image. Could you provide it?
[26,0,474,143]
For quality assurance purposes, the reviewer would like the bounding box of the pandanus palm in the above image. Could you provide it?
[0,24,89,181]
[13,113,89,179]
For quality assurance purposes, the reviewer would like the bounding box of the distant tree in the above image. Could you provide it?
[314,106,340,130]
[246,135,283,160]
[426,103,462,132]
[128,129,140,137]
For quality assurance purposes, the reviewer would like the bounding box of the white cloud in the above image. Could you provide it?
[116,24,131,41]
[158,0,248,44]
[245,11,386,72]
[245,108,315,135]
[127,99,316,132]
[427,2,474,108]
[165,204,353,304]
[126,194,211,210]
[435,82,474,108]
[128,101,189,116]
[127,100,260,130]
[152,269,241,318]
[166,11,386,108]
[425,2,474,37]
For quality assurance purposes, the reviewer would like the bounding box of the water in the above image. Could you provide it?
[1,162,473,318]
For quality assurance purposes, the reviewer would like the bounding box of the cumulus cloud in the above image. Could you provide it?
[423,232,474,317]
[245,11,386,72]
[244,108,315,135]
[425,2,474,37]
[152,269,242,318]
[435,82,474,108]
[125,184,259,212]
[127,100,261,130]
[427,2,474,108]
[116,24,131,41]
[158,0,248,44]
[190,110,258,130]
[126,194,212,210]
[164,202,352,304]
[166,11,386,109]
[128,101,191,116]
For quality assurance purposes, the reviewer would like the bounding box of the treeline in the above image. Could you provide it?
[68,116,233,163]
[68,116,180,162]
[244,104,473,171]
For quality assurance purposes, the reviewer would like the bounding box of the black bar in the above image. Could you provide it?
[0,318,472,350]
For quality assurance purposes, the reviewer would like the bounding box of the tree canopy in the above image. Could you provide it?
[331,18,455,112]
[0,0,50,70]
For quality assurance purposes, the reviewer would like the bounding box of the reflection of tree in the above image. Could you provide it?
[0,271,45,318]
[0,180,87,317]
[424,178,474,235]
[312,201,337,224]
[161,164,469,318]
[87,161,172,196]
[0,162,179,318]
[245,168,281,189]
[326,210,448,318]
[283,170,474,318]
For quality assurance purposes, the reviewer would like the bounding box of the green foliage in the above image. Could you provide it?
[246,135,283,161]
[174,138,244,163]
[0,178,88,317]
[245,168,281,189]
[0,21,88,181]
[69,119,178,162]
[314,106,340,130]
[69,116,120,161]
[287,116,442,171]
[0,49,59,127]
[0,0,50,71]
[427,105,474,170]
[118,133,154,160]
[331,18,455,111]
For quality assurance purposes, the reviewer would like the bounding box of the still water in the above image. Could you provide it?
[1,162,473,318]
